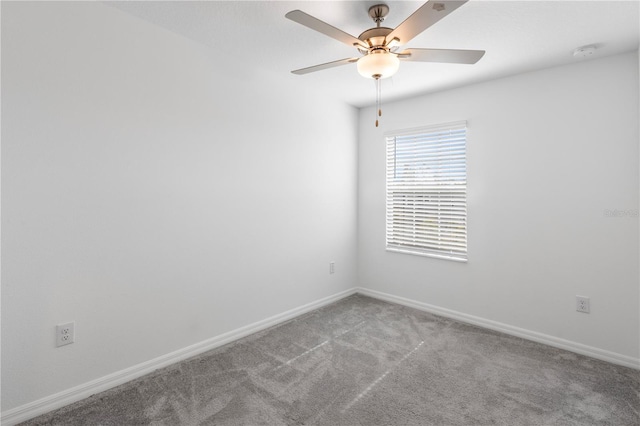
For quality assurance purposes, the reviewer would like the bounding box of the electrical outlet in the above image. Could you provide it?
[329,262,335,274]
[576,296,590,314]
[56,322,75,347]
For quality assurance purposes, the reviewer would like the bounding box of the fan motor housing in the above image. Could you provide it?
[358,27,393,51]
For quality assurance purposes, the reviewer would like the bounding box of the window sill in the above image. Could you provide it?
[386,247,467,263]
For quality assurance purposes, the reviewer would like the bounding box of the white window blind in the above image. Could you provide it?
[386,121,467,261]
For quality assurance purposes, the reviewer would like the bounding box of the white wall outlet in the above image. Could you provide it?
[329,262,335,274]
[576,296,590,314]
[56,322,75,347]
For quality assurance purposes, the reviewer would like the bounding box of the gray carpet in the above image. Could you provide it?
[22,295,640,425]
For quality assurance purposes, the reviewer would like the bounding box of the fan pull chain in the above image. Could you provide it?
[378,77,382,118]
[374,75,382,127]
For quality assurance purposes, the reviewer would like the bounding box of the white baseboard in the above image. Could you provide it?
[355,287,640,370]
[0,288,357,426]
[4,286,638,425]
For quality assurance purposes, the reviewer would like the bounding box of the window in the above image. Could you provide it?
[386,121,467,262]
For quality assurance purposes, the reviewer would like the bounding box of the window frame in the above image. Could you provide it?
[385,121,468,262]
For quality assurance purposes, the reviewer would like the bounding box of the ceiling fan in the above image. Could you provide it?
[285,0,485,125]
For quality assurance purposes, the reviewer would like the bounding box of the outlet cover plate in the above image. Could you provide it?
[56,322,75,347]
[576,296,590,314]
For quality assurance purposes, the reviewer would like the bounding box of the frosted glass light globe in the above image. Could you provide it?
[357,51,399,79]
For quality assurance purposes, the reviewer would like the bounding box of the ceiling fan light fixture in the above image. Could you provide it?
[357,50,399,79]
[286,1,484,126]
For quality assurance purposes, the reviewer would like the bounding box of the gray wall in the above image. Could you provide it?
[358,51,639,362]
[1,2,358,411]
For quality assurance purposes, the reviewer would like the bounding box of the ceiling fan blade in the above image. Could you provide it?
[397,48,485,64]
[386,1,468,47]
[291,58,359,75]
[286,10,368,49]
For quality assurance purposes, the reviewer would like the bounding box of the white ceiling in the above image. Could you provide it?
[109,1,639,108]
